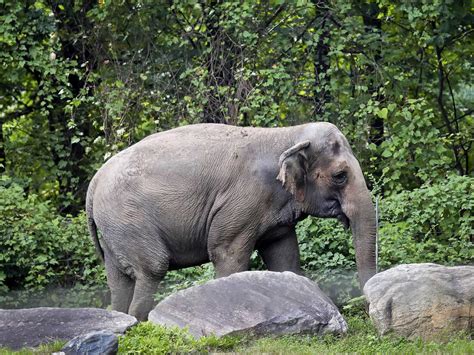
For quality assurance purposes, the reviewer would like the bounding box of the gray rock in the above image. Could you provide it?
[0,307,137,350]
[61,330,118,355]
[364,263,474,340]
[149,271,347,338]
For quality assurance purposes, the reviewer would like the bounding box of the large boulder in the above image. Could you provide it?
[149,271,347,338]
[0,307,137,350]
[364,263,474,340]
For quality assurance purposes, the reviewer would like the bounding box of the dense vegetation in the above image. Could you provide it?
[0,0,472,308]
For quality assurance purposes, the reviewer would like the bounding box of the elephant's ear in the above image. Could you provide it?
[277,141,310,202]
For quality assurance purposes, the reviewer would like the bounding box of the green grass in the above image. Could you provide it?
[3,316,472,354]
[118,316,473,354]
[235,316,473,354]
[0,341,65,355]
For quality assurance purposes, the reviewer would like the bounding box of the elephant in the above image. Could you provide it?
[86,122,376,320]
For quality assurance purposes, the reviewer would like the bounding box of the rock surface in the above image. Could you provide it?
[149,271,347,338]
[0,307,137,350]
[61,330,118,355]
[364,263,474,340]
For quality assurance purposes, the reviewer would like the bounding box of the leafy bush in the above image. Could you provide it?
[378,174,473,267]
[119,322,239,354]
[296,217,358,304]
[373,97,453,192]
[155,264,214,302]
[0,178,105,296]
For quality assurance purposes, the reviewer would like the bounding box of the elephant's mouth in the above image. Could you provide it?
[337,213,350,229]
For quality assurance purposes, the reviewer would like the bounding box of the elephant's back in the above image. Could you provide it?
[139,123,263,149]
[90,124,247,221]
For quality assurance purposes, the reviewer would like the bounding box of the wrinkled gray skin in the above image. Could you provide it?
[86,123,376,321]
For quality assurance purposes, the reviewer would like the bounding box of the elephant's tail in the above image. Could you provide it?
[86,177,104,263]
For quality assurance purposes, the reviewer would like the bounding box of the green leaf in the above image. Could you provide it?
[377,108,388,119]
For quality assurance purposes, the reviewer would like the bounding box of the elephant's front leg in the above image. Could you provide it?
[257,227,302,274]
[209,233,256,278]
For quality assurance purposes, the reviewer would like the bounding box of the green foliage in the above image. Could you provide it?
[0,340,65,355]
[342,296,367,318]
[374,98,453,192]
[119,322,240,354]
[296,217,358,305]
[0,1,97,212]
[0,178,105,296]
[155,264,214,302]
[2,0,472,213]
[379,174,473,267]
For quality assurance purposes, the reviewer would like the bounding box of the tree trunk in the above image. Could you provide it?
[0,120,5,173]
[313,13,331,117]
[202,2,236,124]
[361,4,384,147]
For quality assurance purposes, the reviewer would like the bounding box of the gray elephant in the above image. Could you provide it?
[86,123,376,320]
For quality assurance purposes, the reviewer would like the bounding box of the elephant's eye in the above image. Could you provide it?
[332,171,347,185]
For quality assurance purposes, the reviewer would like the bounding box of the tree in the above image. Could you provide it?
[0,0,472,215]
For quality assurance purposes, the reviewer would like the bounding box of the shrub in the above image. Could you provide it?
[378,174,473,267]
[296,217,358,304]
[119,322,239,353]
[0,178,105,296]
[155,264,214,302]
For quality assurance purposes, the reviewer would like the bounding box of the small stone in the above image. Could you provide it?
[364,263,474,340]
[149,271,347,338]
[61,330,117,355]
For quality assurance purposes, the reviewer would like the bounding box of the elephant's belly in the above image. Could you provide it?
[167,239,210,270]
[168,251,210,270]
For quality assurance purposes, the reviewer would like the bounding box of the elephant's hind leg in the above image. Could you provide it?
[128,273,163,321]
[105,259,135,314]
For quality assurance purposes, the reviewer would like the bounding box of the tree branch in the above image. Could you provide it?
[435,45,465,175]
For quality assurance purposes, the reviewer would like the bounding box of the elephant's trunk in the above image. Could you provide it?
[342,188,377,289]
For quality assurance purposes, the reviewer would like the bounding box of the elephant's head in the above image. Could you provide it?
[277,123,376,288]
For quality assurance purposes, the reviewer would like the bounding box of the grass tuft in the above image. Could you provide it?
[118,321,240,354]
[0,340,65,355]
